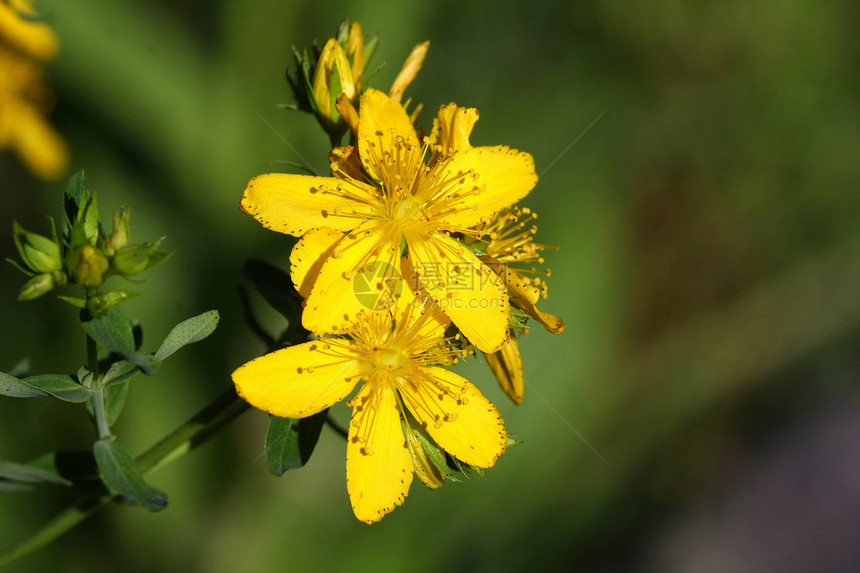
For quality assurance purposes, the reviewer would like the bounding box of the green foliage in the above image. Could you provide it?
[0,372,92,403]
[155,310,220,361]
[0,460,73,488]
[264,411,328,476]
[93,439,167,512]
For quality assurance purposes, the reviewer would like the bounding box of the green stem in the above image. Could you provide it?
[91,388,112,440]
[84,288,111,441]
[0,387,248,570]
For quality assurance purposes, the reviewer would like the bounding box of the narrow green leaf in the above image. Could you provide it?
[120,352,160,375]
[264,410,327,476]
[19,374,91,403]
[93,439,166,512]
[57,295,87,308]
[0,480,32,493]
[0,460,72,487]
[104,381,129,426]
[5,257,35,276]
[80,305,135,353]
[155,310,220,361]
[64,171,101,246]
[0,371,48,398]
[241,260,302,322]
[28,450,102,494]
[102,361,140,387]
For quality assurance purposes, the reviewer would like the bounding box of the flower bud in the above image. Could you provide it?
[111,239,171,277]
[404,426,445,490]
[12,220,62,273]
[86,290,141,316]
[311,38,357,136]
[68,244,109,287]
[484,336,524,405]
[105,206,132,256]
[18,272,63,301]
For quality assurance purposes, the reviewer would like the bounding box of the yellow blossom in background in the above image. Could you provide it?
[231,298,507,523]
[0,0,67,180]
[240,89,538,353]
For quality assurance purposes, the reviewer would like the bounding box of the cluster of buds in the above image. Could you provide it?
[285,20,378,143]
[9,171,171,313]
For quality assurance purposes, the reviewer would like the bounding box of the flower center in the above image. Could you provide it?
[394,195,423,223]
[369,344,405,371]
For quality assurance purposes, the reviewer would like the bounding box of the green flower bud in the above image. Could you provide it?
[12,220,63,274]
[18,271,67,301]
[68,244,110,287]
[105,206,132,256]
[86,290,142,316]
[111,239,172,277]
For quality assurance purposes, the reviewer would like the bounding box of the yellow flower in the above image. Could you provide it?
[241,89,538,353]
[231,300,507,523]
[0,2,67,180]
[479,206,565,335]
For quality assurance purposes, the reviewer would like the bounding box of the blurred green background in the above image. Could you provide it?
[3,0,860,571]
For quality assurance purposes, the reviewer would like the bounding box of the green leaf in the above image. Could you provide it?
[155,310,220,361]
[28,450,103,494]
[81,305,135,353]
[120,351,159,375]
[93,439,166,512]
[0,480,32,493]
[241,260,302,322]
[1,371,48,398]
[19,374,91,403]
[104,381,129,426]
[0,460,72,487]
[63,170,101,247]
[265,410,327,476]
[58,295,87,308]
[102,360,140,387]
[5,257,35,276]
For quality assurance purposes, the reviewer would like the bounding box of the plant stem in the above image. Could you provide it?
[0,387,248,570]
[84,288,111,441]
[91,387,112,440]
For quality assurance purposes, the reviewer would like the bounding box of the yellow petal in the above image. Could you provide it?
[240,173,372,236]
[302,221,401,333]
[506,269,566,335]
[400,366,507,468]
[389,41,430,103]
[232,340,363,418]
[0,1,58,61]
[505,267,541,305]
[357,89,419,182]
[347,21,364,86]
[429,103,478,155]
[438,146,538,229]
[328,145,363,181]
[290,227,344,298]
[484,336,524,405]
[394,258,452,342]
[406,232,509,353]
[347,382,413,523]
[12,107,68,181]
